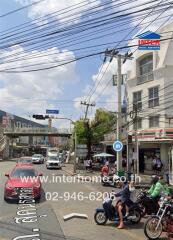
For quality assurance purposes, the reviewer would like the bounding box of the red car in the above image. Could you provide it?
[4,165,43,202]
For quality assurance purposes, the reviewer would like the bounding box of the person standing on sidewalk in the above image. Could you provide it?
[88,159,93,171]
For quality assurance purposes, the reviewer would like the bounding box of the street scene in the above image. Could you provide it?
[1,0,173,239]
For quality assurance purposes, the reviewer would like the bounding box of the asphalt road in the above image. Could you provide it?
[0,160,166,240]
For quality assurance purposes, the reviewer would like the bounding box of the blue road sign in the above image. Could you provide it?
[46,109,59,114]
[113,140,123,152]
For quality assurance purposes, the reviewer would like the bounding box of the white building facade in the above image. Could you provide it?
[126,22,173,174]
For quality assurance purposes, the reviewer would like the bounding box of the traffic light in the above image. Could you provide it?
[32,115,45,120]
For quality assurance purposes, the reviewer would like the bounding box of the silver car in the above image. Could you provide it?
[46,156,62,169]
[32,154,44,164]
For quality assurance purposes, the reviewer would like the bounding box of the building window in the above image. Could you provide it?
[148,86,159,108]
[133,117,142,130]
[16,121,21,128]
[149,115,159,128]
[22,123,27,128]
[133,91,142,110]
[138,54,154,84]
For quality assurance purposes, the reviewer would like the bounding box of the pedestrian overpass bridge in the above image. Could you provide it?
[3,127,72,137]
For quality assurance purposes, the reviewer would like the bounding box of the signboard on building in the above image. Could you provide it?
[138,31,161,50]
[76,144,88,157]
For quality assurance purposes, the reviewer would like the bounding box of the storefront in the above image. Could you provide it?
[139,147,160,173]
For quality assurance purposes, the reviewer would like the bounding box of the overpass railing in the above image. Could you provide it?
[4,127,72,135]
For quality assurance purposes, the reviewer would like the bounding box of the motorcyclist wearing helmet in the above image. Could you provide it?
[148,176,164,198]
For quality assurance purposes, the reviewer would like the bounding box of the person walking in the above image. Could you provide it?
[152,156,157,174]
[122,156,127,171]
[156,157,163,175]
[88,159,93,171]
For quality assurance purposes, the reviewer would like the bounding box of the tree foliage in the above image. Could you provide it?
[75,109,116,145]
[91,108,116,143]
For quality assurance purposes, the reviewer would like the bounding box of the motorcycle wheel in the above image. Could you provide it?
[94,211,108,225]
[129,209,141,224]
[144,216,163,240]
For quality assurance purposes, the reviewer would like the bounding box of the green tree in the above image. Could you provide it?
[91,108,116,144]
[75,120,89,144]
[75,109,116,145]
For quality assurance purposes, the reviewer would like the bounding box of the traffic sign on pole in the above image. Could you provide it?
[113,140,123,152]
[46,109,59,114]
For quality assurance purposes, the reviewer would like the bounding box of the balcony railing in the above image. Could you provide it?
[137,72,154,85]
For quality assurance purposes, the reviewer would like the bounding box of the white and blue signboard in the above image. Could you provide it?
[46,109,59,114]
[138,31,161,50]
[113,140,123,152]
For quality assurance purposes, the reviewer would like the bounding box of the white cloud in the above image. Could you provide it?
[0,45,78,121]
[74,60,118,111]
[111,0,173,33]
[15,0,101,25]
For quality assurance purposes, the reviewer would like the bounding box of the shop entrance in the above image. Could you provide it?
[139,149,145,173]
[139,148,160,173]
[168,147,173,185]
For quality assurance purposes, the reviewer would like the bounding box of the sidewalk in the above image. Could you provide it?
[63,164,151,187]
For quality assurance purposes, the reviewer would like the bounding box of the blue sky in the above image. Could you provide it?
[0,0,171,128]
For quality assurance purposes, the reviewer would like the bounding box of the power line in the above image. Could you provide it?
[0,0,46,18]
[1,0,171,50]
[2,12,171,66]
[1,36,173,73]
[78,0,173,104]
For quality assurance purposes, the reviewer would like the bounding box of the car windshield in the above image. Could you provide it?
[33,154,41,157]
[18,158,32,163]
[11,169,37,178]
[49,150,57,153]
[48,156,59,161]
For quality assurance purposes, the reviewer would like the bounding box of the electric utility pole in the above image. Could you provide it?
[104,49,133,172]
[80,101,95,159]
[133,104,139,175]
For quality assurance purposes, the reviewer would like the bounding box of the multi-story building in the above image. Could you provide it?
[0,109,48,145]
[0,110,50,158]
[126,22,173,174]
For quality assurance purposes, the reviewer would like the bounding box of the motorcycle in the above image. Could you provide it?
[144,197,173,239]
[136,190,160,217]
[94,196,141,225]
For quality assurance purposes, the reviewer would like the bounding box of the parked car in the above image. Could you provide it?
[32,154,44,164]
[46,156,62,169]
[4,165,43,201]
